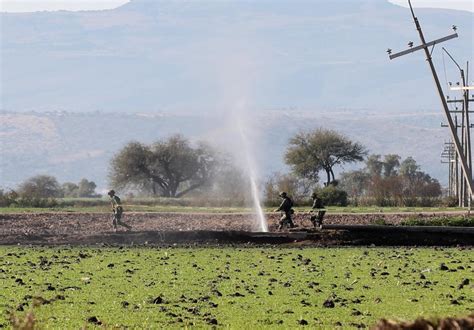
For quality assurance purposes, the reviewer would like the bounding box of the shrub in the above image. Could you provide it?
[316,185,348,206]
[16,197,58,208]
[0,189,19,207]
[441,196,458,207]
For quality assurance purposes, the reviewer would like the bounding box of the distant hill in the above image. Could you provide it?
[1,1,470,190]
[0,0,472,112]
[0,110,449,189]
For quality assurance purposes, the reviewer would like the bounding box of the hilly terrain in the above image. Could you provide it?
[1,0,472,112]
[0,110,448,189]
[1,0,472,190]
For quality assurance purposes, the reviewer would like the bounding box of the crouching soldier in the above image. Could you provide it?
[108,190,132,232]
[309,192,326,228]
[274,192,295,230]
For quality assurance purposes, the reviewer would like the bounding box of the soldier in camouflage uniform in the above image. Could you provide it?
[275,191,295,230]
[108,190,132,232]
[309,192,326,228]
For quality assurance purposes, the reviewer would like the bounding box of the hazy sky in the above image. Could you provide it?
[0,0,473,13]
[390,0,473,12]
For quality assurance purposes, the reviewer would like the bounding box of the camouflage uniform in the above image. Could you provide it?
[310,195,326,228]
[277,195,295,230]
[109,192,132,231]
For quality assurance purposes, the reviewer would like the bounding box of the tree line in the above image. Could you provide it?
[2,128,445,208]
[0,177,99,207]
[106,129,443,207]
[339,154,442,206]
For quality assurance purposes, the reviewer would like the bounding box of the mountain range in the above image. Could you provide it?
[1,0,472,112]
[0,110,449,189]
[0,0,473,189]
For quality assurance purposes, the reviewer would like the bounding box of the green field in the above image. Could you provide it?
[1,247,472,329]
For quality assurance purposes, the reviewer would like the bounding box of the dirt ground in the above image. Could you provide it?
[1,211,472,246]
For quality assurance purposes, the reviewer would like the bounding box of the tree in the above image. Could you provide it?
[62,179,98,197]
[399,157,419,179]
[109,135,219,197]
[17,175,62,198]
[339,154,442,206]
[285,129,367,186]
[398,158,441,204]
[77,179,98,197]
[62,182,79,197]
[383,154,401,177]
[365,154,383,177]
[339,170,371,197]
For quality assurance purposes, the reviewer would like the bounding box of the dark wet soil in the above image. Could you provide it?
[0,212,472,246]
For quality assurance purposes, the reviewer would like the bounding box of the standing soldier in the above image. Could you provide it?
[274,191,295,230]
[309,192,326,228]
[108,190,132,232]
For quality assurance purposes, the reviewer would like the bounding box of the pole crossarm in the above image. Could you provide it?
[450,86,474,91]
[447,99,474,104]
[389,33,458,60]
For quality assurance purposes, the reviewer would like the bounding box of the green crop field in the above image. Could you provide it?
[1,247,472,329]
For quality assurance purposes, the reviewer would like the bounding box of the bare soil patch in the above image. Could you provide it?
[0,212,472,246]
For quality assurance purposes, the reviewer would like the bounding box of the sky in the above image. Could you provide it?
[0,0,473,13]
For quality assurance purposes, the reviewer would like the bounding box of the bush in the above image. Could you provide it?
[0,189,19,207]
[16,197,58,208]
[316,186,348,206]
[441,196,458,207]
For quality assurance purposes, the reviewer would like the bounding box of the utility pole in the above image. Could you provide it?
[443,47,472,206]
[441,141,455,196]
[441,118,464,202]
[443,49,474,207]
[388,0,474,209]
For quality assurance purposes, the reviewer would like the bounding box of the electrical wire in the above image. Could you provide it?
[442,51,455,111]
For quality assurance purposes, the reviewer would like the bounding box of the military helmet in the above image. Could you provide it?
[107,190,115,196]
[279,191,287,197]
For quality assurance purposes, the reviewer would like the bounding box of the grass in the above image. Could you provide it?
[0,247,472,328]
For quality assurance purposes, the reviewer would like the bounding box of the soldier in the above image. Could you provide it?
[107,190,132,232]
[309,192,326,228]
[274,191,295,230]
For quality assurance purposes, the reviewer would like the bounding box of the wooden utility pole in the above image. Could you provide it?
[388,0,473,209]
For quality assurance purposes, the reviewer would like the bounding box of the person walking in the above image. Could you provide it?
[309,192,326,228]
[275,191,295,230]
[108,190,132,232]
